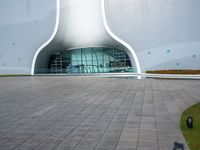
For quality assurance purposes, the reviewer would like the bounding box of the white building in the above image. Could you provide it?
[0,0,200,75]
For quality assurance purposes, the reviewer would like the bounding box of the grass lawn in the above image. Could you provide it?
[0,74,31,77]
[181,103,200,150]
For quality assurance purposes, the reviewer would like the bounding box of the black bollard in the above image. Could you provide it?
[173,141,184,150]
[186,116,193,129]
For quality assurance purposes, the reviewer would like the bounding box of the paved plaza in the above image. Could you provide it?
[0,76,199,150]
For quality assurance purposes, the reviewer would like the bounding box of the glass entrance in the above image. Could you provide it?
[36,47,135,74]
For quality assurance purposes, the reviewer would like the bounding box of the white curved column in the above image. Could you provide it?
[101,0,141,76]
[31,0,60,75]
[31,0,141,76]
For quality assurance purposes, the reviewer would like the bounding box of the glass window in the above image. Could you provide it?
[36,47,134,74]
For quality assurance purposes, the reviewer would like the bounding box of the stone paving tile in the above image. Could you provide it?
[0,77,199,150]
[117,140,137,149]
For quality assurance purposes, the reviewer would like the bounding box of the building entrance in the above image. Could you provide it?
[35,47,134,74]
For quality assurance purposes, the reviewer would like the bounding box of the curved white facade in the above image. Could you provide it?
[32,0,141,75]
[0,0,200,74]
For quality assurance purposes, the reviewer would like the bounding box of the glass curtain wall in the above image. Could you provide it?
[43,47,134,74]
